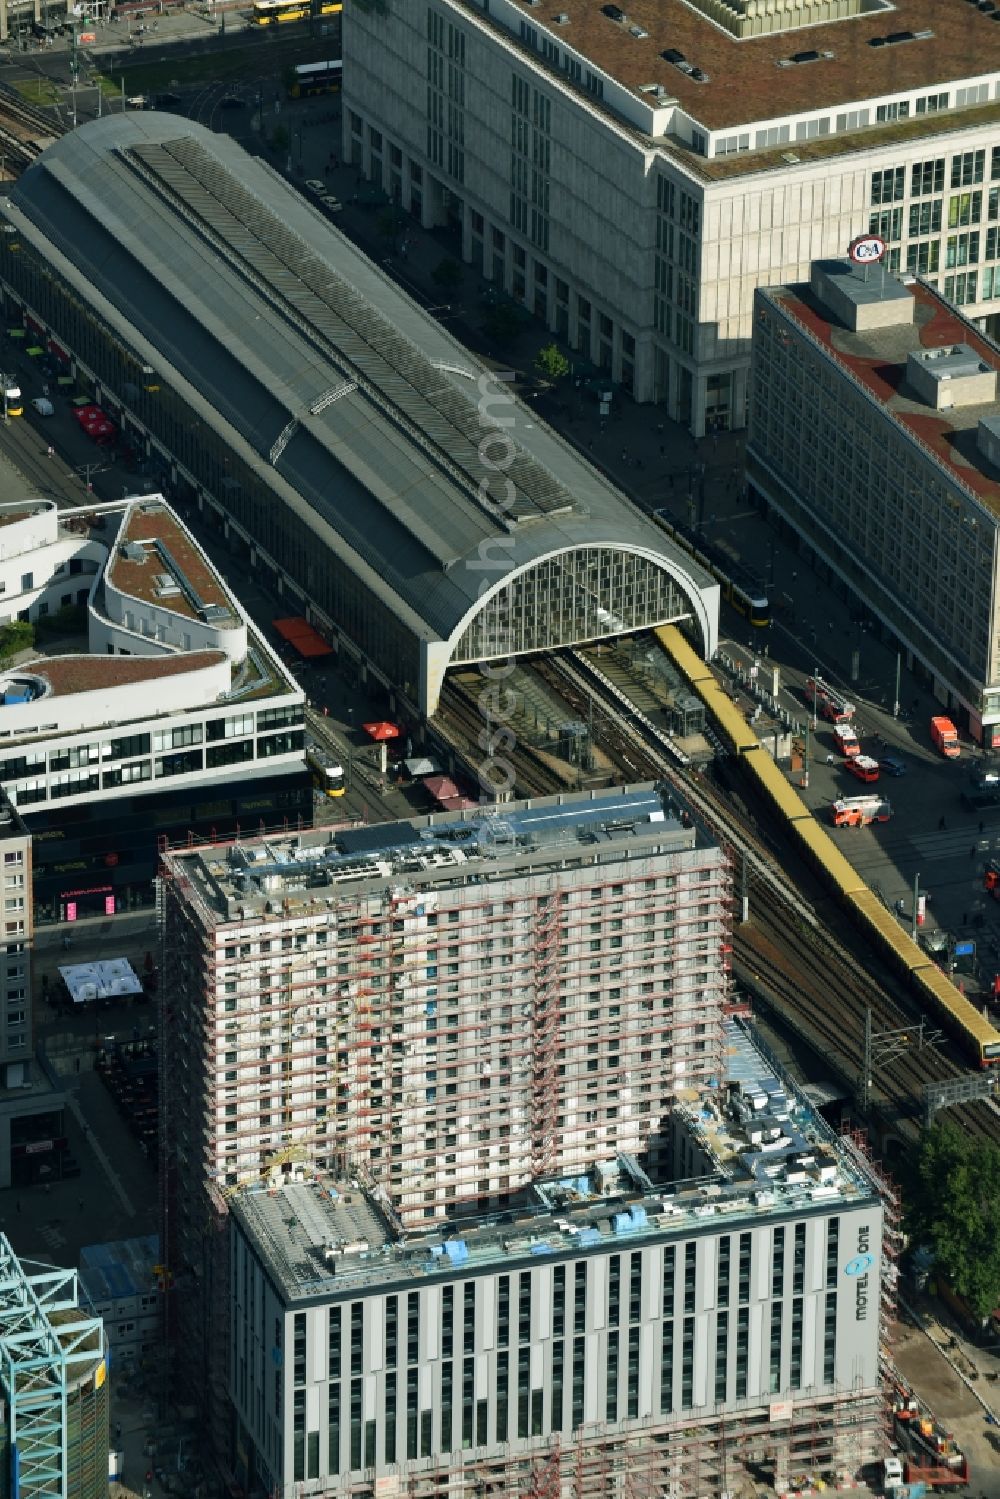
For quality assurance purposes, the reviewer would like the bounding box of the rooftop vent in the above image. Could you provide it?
[155,572,181,597]
[121,541,147,563]
[869,28,931,45]
[553,11,569,21]
[778,48,834,65]
[629,23,649,38]
[601,3,625,17]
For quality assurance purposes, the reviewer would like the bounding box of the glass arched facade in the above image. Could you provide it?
[451,546,695,663]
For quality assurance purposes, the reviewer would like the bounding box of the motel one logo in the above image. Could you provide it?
[844,1225,874,1323]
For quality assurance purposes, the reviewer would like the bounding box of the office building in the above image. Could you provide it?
[0,495,307,920]
[226,1022,896,1498]
[0,783,61,1194]
[160,783,731,1451]
[344,0,1000,434]
[0,1233,109,1499]
[0,114,718,717]
[749,257,1000,744]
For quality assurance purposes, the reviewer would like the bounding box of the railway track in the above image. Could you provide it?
[0,83,62,173]
[572,647,1000,1142]
[435,678,555,799]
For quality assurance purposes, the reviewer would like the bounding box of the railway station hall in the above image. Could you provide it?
[0,115,719,715]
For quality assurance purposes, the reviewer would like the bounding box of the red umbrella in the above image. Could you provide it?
[363,721,401,741]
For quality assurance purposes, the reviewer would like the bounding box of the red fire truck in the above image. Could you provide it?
[806,675,856,724]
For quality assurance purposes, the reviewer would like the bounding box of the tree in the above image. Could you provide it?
[535,342,570,383]
[909,1122,1000,1321]
[0,620,34,664]
[482,301,523,346]
[431,256,463,290]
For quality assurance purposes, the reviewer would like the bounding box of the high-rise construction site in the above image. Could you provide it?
[159,785,730,1446]
[158,783,897,1493]
[224,1023,897,1499]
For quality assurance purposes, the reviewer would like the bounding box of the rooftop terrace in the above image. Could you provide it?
[168,784,707,923]
[486,0,1000,135]
[762,262,1000,519]
[230,1021,880,1306]
[110,501,239,628]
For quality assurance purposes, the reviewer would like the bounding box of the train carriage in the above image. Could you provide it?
[657,624,1000,1070]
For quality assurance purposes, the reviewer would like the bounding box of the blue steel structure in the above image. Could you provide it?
[0,1233,107,1499]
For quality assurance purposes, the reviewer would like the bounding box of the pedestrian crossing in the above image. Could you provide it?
[909,828,1000,860]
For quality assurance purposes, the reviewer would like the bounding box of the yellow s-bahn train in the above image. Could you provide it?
[658,624,1000,1070]
[250,0,341,24]
[651,509,769,629]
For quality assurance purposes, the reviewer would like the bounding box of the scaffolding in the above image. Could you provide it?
[157,809,735,1476]
[341,1388,887,1499]
[0,1234,107,1499]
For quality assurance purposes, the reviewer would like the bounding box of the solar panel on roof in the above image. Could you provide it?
[337,822,421,856]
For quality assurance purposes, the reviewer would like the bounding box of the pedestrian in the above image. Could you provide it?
[826,753,835,766]
[46,444,54,457]
[939,816,946,830]
[620,448,627,462]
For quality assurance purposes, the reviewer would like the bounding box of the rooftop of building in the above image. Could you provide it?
[0,504,44,528]
[229,1020,880,1306]
[164,783,710,924]
[109,500,239,628]
[2,116,711,645]
[0,495,299,742]
[490,0,999,134]
[78,1234,159,1307]
[757,259,1000,518]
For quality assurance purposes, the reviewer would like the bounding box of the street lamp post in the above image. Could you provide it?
[893,651,901,720]
[812,668,819,732]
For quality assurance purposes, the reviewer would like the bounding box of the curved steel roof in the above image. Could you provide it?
[7,114,716,646]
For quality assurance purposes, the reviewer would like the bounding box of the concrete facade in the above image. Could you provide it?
[748,259,1000,743]
[342,0,1000,435]
[226,1030,890,1498]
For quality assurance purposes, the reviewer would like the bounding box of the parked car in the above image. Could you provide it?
[318,194,343,213]
[304,179,326,194]
[154,92,183,109]
[31,397,54,417]
[878,755,907,777]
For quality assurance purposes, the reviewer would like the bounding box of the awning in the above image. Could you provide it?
[363,721,400,742]
[424,775,461,802]
[272,616,333,659]
[403,757,441,778]
[59,958,143,1004]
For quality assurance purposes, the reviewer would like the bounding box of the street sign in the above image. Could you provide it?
[79,30,96,42]
[953,940,975,957]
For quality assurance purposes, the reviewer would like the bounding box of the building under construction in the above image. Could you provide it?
[159,784,732,1448]
[226,1022,897,1499]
